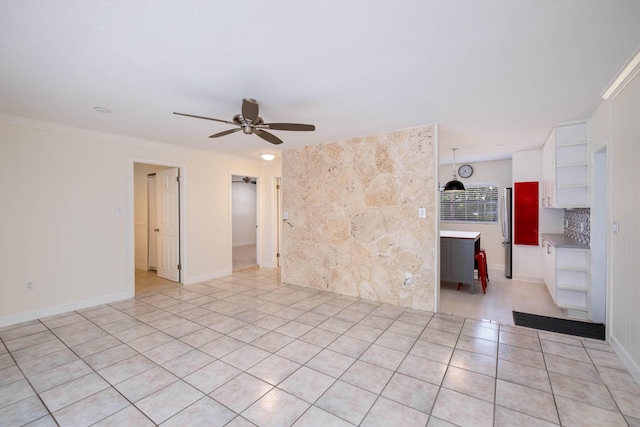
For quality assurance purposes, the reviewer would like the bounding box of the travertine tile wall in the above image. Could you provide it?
[282,125,438,311]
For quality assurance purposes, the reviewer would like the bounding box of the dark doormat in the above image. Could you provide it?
[513,311,605,340]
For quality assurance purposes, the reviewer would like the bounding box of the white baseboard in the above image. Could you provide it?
[0,291,131,328]
[183,269,232,285]
[511,274,544,284]
[609,334,640,386]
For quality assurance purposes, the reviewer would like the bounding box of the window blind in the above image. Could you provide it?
[440,184,499,223]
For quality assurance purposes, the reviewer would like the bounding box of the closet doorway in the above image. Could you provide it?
[134,163,182,293]
[232,175,258,271]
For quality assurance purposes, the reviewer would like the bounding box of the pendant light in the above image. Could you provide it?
[444,148,465,192]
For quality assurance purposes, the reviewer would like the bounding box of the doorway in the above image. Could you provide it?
[232,175,258,271]
[134,163,182,293]
[591,147,607,324]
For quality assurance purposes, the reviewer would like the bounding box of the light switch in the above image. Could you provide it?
[418,207,426,218]
[283,211,289,220]
[613,221,619,234]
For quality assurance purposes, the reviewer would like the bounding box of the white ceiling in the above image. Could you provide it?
[1,1,639,164]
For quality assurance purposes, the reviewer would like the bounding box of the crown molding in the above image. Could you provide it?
[601,49,640,100]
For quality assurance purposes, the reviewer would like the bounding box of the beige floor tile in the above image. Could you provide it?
[278,366,336,403]
[340,360,393,394]
[51,387,128,427]
[135,380,204,424]
[92,405,155,426]
[398,354,448,385]
[242,388,310,427]
[247,354,301,386]
[432,387,494,427]
[359,344,407,371]
[494,405,559,426]
[499,330,541,351]
[184,360,241,394]
[362,396,430,427]
[549,371,618,411]
[381,372,439,413]
[497,358,551,392]
[498,343,545,369]
[410,339,455,364]
[210,373,273,413]
[305,349,355,378]
[292,406,352,427]
[0,395,48,426]
[276,340,323,364]
[39,372,109,412]
[162,396,236,427]
[450,348,497,377]
[442,365,495,403]
[556,395,628,427]
[495,379,559,424]
[115,366,177,402]
[315,380,377,425]
[326,335,370,358]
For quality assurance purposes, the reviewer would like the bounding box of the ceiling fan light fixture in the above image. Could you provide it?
[261,153,276,161]
[443,148,465,192]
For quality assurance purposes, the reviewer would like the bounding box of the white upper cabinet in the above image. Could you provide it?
[542,121,589,208]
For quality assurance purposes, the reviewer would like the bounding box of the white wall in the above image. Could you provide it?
[0,118,276,326]
[439,159,512,272]
[232,180,257,246]
[512,150,564,282]
[607,71,640,379]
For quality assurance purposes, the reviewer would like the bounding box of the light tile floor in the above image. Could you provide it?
[440,269,570,325]
[1,268,639,426]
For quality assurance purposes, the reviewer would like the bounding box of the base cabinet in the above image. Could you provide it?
[542,236,590,319]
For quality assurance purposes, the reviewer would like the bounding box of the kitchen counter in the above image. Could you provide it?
[440,230,481,240]
[541,233,589,249]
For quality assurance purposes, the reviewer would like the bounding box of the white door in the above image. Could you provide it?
[147,175,158,269]
[156,168,180,282]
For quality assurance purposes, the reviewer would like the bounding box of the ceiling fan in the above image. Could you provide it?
[173,98,315,145]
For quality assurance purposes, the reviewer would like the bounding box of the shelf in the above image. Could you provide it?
[556,162,588,168]
[556,141,587,147]
[557,284,588,291]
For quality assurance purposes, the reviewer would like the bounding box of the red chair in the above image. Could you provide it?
[475,251,487,293]
[478,248,489,284]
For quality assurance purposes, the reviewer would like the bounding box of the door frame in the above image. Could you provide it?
[128,159,186,297]
[230,173,261,269]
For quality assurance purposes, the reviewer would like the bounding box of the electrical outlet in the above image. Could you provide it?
[404,273,412,286]
[26,281,34,291]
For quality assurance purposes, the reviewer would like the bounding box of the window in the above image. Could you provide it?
[440,184,499,223]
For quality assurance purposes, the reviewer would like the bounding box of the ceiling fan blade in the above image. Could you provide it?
[263,123,316,131]
[174,112,236,125]
[242,98,259,123]
[255,129,283,145]
[209,128,241,138]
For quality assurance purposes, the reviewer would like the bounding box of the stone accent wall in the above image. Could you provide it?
[281,125,437,311]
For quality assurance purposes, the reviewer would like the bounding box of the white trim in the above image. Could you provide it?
[0,292,130,328]
[233,240,257,247]
[183,270,232,285]
[610,334,640,386]
[601,49,640,100]
[511,274,544,284]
